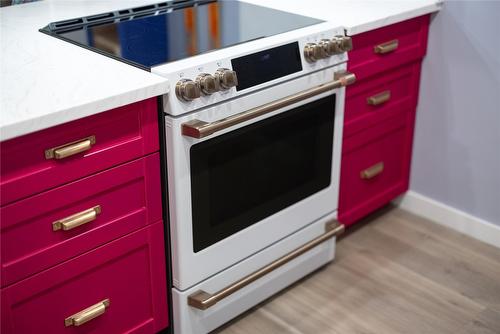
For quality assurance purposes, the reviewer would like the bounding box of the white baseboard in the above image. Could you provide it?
[395,191,500,249]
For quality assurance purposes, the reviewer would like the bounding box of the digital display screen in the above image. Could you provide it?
[231,42,303,91]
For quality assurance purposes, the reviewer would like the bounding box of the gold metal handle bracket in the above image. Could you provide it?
[187,221,345,310]
[45,135,96,160]
[52,205,101,231]
[182,72,356,139]
[360,162,384,179]
[64,299,110,327]
[374,39,399,54]
[367,90,391,106]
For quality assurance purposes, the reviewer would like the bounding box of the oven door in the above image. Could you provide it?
[166,65,350,290]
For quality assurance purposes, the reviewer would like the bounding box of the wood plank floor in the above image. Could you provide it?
[213,206,500,334]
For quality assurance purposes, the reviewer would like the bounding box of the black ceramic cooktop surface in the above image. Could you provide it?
[42,1,323,70]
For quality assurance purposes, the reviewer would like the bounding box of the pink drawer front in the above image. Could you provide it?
[348,15,429,80]
[1,153,162,287]
[0,98,158,206]
[1,222,168,334]
[339,115,412,225]
[344,61,422,137]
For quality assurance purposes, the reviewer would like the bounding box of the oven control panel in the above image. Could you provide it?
[154,24,348,116]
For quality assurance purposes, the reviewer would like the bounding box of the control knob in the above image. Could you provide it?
[175,79,201,102]
[341,36,353,52]
[196,73,220,95]
[332,35,353,53]
[215,68,238,90]
[319,39,338,56]
[304,42,326,62]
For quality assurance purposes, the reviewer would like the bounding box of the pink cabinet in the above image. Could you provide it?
[1,153,162,287]
[339,115,412,224]
[347,15,429,81]
[1,222,168,334]
[1,98,169,333]
[344,62,422,137]
[0,98,159,206]
[339,16,430,226]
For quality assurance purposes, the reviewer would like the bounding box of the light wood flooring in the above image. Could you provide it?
[214,205,500,334]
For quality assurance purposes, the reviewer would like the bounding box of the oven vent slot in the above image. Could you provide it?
[86,12,114,22]
[52,18,83,29]
[88,20,115,28]
[131,4,156,12]
[41,0,217,34]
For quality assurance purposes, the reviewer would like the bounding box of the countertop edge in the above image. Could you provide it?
[345,2,443,35]
[0,80,170,142]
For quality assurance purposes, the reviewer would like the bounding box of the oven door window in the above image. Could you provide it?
[190,94,335,252]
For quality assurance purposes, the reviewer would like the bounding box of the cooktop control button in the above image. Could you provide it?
[304,43,318,63]
[175,79,201,101]
[215,68,238,90]
[196,73,220,95]
[329,37,345,55]
[319,39,337,57]
[340,36,353,52]
[304,42,321,62]
[332,35,352,53]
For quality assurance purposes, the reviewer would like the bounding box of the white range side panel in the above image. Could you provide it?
[152,21,346,116]
[165,65,346,290]
[172,213,337,334]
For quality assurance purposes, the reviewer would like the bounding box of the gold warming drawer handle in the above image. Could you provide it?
[64,299,110,327]
[187,221,345,310]
[181,71,356,139]
[367,90,391,106]
[45,135,96,160]
[360,162,384,179]
[52,205,101,231]
[374,39,399,54]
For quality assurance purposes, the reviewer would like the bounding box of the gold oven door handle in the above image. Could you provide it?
[187,221,345,310]
[52,205,101,231]
[367,90,391,106]
[64,299,110,327]
[181,71,356,139]
[360,162,384,179]
[45,135,96,160]
[374,39,399,54]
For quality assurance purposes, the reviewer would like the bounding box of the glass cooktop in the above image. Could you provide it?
[41,0,323,70]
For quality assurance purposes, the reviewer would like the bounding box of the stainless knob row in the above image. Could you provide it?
[176,68,238,102]
[304,35,353,63]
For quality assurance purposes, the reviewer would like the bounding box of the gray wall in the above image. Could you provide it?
[411,1,500,224]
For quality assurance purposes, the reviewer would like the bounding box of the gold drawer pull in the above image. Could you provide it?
[52,205,101,231]
[188,221,345,310]
[65,299,110,327]
[367,90,391,106]
[45,135,96,160]
[360,162,384,179]
[374,39,399,54]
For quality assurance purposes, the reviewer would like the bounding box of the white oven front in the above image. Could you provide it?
[165,64,351,291]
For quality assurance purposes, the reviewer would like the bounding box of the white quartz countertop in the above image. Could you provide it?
[0,0,169,141]
[0,0,441,141]
[244,0,442,35]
